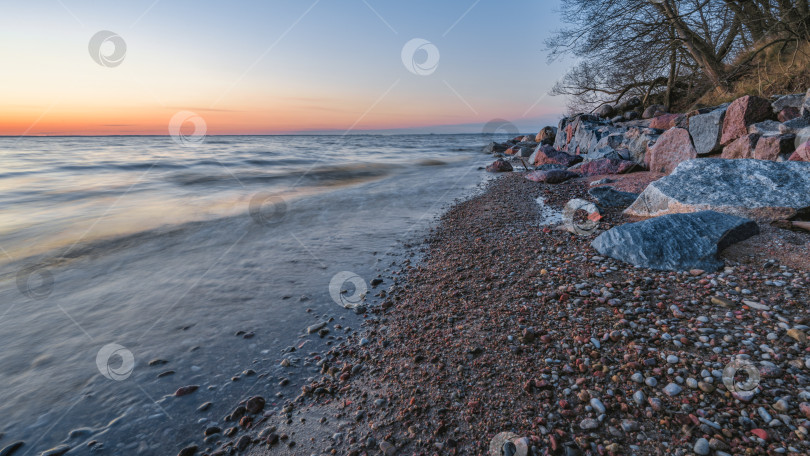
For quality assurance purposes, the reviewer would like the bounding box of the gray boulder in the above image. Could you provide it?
[592,211,759,271]
[643,104,667,119]
[779,117,809,134]
[597,105,616,118]
[748,120,783,136]
[772,93,805,112]
[483,142,509,154]
[622,127,661,164]
[624,159,810,221]
[689,107,726,155]
[588,186,640,208]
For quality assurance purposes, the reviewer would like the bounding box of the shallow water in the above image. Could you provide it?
[0,134,497,455]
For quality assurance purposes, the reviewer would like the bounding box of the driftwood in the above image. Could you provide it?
[771,220,810,233]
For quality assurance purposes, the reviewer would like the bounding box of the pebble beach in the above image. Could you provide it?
[177,169,810,456]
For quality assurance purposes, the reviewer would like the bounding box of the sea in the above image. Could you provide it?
[0,134,502,455]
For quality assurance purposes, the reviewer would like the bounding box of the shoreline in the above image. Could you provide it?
[204,168,810,456]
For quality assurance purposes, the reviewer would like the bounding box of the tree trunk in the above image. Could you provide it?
[654,1,728,89]
[666,44,678,109]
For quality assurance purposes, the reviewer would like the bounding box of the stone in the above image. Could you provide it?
[597,105,616,118]
[590,398,606,414]
[778,107,801,122]
[622,127,661,164]
[694,438,711,455]
[753,134,796,161]
[177,446,198,456]
[787,328,807,344]
[648,113,685,130]
[663,383,683,396]
[0,442,24,456]
[592,211,759,271]
[789,140,810,162]
[625,158,810,220]
[482,142,509,154]
[721,95,775,145]
[307,322,327,334]
[689,107,726,155]
[175,385,199,397]
[623,111,639,121]
[525,169,579,184]
[40,447,70,456]
[379,441,397,456]
[578,158,638,176]
[646,127,697,174]
[616,96,641,112]
[588,186,639,208]
[721,133,760,159]
[486,159,513,173]
[749,120,783,136]
[643,104,667,119]
[530,145,582,167]
[246,396,266,414]
[535,126,556,145]
[772,93,805,112]
[621,419,640,432]
[580,418,600,430]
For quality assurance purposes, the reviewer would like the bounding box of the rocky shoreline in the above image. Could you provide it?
[75,90,810,456]
[156,160,810,456]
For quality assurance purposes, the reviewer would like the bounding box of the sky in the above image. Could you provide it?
[0,0,572,135]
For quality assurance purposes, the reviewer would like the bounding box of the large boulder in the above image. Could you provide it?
[753,134,796,161]
[772,93,805,112]
[616,97,641,113]
[648,113,686,130]
[779,117,809,134]
[506,143,538,157]
[530,145,583,167]
[588,186,640,208]
[624,158,810,220]
[486,159,513,173]
[645,127,697,174]
[579,158,638,176]
[622,127,661,164]
[789,140,810,162]
[748,120,783,136]
[720,95,774,145]
[525,169,579,184]
[720,133,760,159]
[591,211,759,272]
[535,126,557,145]
[643,104,668,119]
[597,105,616,119]
[778,107,801,122]
[483,142,509,154]
[688,107,726,155]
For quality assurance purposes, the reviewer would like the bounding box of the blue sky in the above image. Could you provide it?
[0,0,572,134]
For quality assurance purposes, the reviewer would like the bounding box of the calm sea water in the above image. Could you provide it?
[0,135,496,455]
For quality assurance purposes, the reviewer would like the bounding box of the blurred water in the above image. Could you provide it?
[0,134,497,455]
